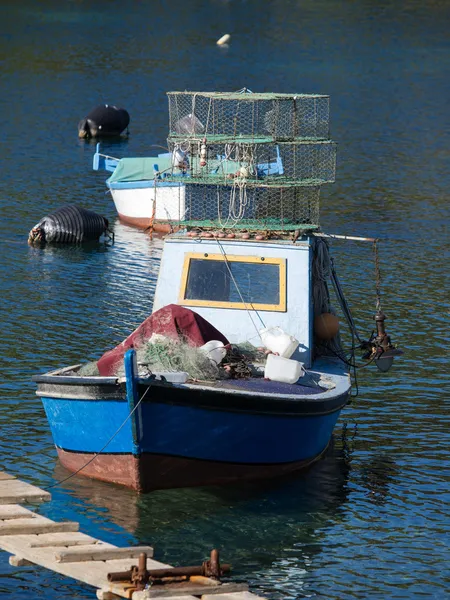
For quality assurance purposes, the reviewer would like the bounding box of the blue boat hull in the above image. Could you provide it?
[37,368,349,491]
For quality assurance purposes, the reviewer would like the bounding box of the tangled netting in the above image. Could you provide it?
[120,336,220,380]
[77,338,265,382]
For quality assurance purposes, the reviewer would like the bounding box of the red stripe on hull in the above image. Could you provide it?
[56,448,328,492]
[57,448,142,490]
[117,213,176,233]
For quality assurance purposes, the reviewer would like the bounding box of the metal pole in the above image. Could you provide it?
[313,232,378,243]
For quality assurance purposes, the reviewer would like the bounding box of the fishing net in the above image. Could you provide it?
[76,339,263,381]
[78,361,100,376]
[76,340,220,381]
[112,335,220,380]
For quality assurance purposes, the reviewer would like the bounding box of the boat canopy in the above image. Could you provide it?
[108,155,173,183]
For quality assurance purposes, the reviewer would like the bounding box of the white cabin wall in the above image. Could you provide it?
[153,237,313,366]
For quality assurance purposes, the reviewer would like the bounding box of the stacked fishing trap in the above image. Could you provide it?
[162,90,336,232]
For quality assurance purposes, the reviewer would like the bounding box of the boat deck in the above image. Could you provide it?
[0,471,265,600]
[197,378,324,395]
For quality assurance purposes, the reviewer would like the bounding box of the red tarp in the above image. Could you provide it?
[97,304,229,376]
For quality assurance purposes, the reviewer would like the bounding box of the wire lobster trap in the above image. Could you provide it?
[167,91,330,140]
[167,139,336,186]
[163,183,321,232]
[162,90,336,233]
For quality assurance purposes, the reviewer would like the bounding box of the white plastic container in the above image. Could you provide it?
[259,327,299,358]
[153,372,189,383]
[264,354,304,384]
[200,340,227,365]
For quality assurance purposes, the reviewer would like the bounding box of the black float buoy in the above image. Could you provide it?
[28,205,113,245]
[78,104,130,138]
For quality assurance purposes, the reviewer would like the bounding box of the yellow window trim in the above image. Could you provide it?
[179,253,286,312]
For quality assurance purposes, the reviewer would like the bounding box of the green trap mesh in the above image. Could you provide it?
[167,184,321,230]
[166,139,336,186]
[167,91,330,140]
[160,90,336,232]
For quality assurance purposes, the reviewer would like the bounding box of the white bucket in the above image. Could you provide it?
[260,327,299,358]
[264,354,304,384]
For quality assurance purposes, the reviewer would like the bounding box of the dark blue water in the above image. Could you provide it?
[1,1,449,598]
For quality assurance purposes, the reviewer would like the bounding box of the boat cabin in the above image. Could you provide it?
[153,234,314,367]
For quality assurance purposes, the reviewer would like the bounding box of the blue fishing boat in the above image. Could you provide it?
[34,91,401,491]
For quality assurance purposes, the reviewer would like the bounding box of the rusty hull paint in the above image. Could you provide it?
[56,447,328,492]
[57,448,142,491]
[116,213,175,233]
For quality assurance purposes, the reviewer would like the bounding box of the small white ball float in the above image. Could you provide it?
[241,233,250,240]
[216,33,231,46]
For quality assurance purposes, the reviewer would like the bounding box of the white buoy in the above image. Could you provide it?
[216,33,230,46]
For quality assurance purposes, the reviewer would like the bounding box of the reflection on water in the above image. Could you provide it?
[358,454,399,506]
[50,436,353,571]
[46,428,409,598]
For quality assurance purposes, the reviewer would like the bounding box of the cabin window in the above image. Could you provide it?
[179,253,286,311]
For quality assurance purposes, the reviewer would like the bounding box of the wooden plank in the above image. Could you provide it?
[56,545,154,563]
[0,536,152,594]
[0,520,79,535]
[142,583,249,598]
[202,593,266,600]
[0,475,257,600]
[97,590,124,600]
[132,597,197,600]
[0,505,36,520]
[0,493,50,505]
[0,479,51,504]
[0,480,48,494]
[9,555,34,567]
[28,532,100,548]
[190,576,219,586]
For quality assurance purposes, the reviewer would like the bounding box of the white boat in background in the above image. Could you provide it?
[93,140,287,232]
[93,145,185,232]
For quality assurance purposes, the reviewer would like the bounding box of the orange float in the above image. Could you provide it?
[314,313,340,340]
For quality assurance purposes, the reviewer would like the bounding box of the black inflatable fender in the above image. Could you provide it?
[78,104,130,138]
[28,205,113,245]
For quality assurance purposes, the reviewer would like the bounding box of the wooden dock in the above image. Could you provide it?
[0,471,265,600]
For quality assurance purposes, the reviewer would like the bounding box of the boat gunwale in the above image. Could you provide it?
[33,367,348,402]
[33,366,350,417]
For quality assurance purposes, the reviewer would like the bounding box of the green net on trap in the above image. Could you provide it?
[166,139,336,186]
[160,90,337,232]
[160,184,322,231]
[167,91,330,140]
